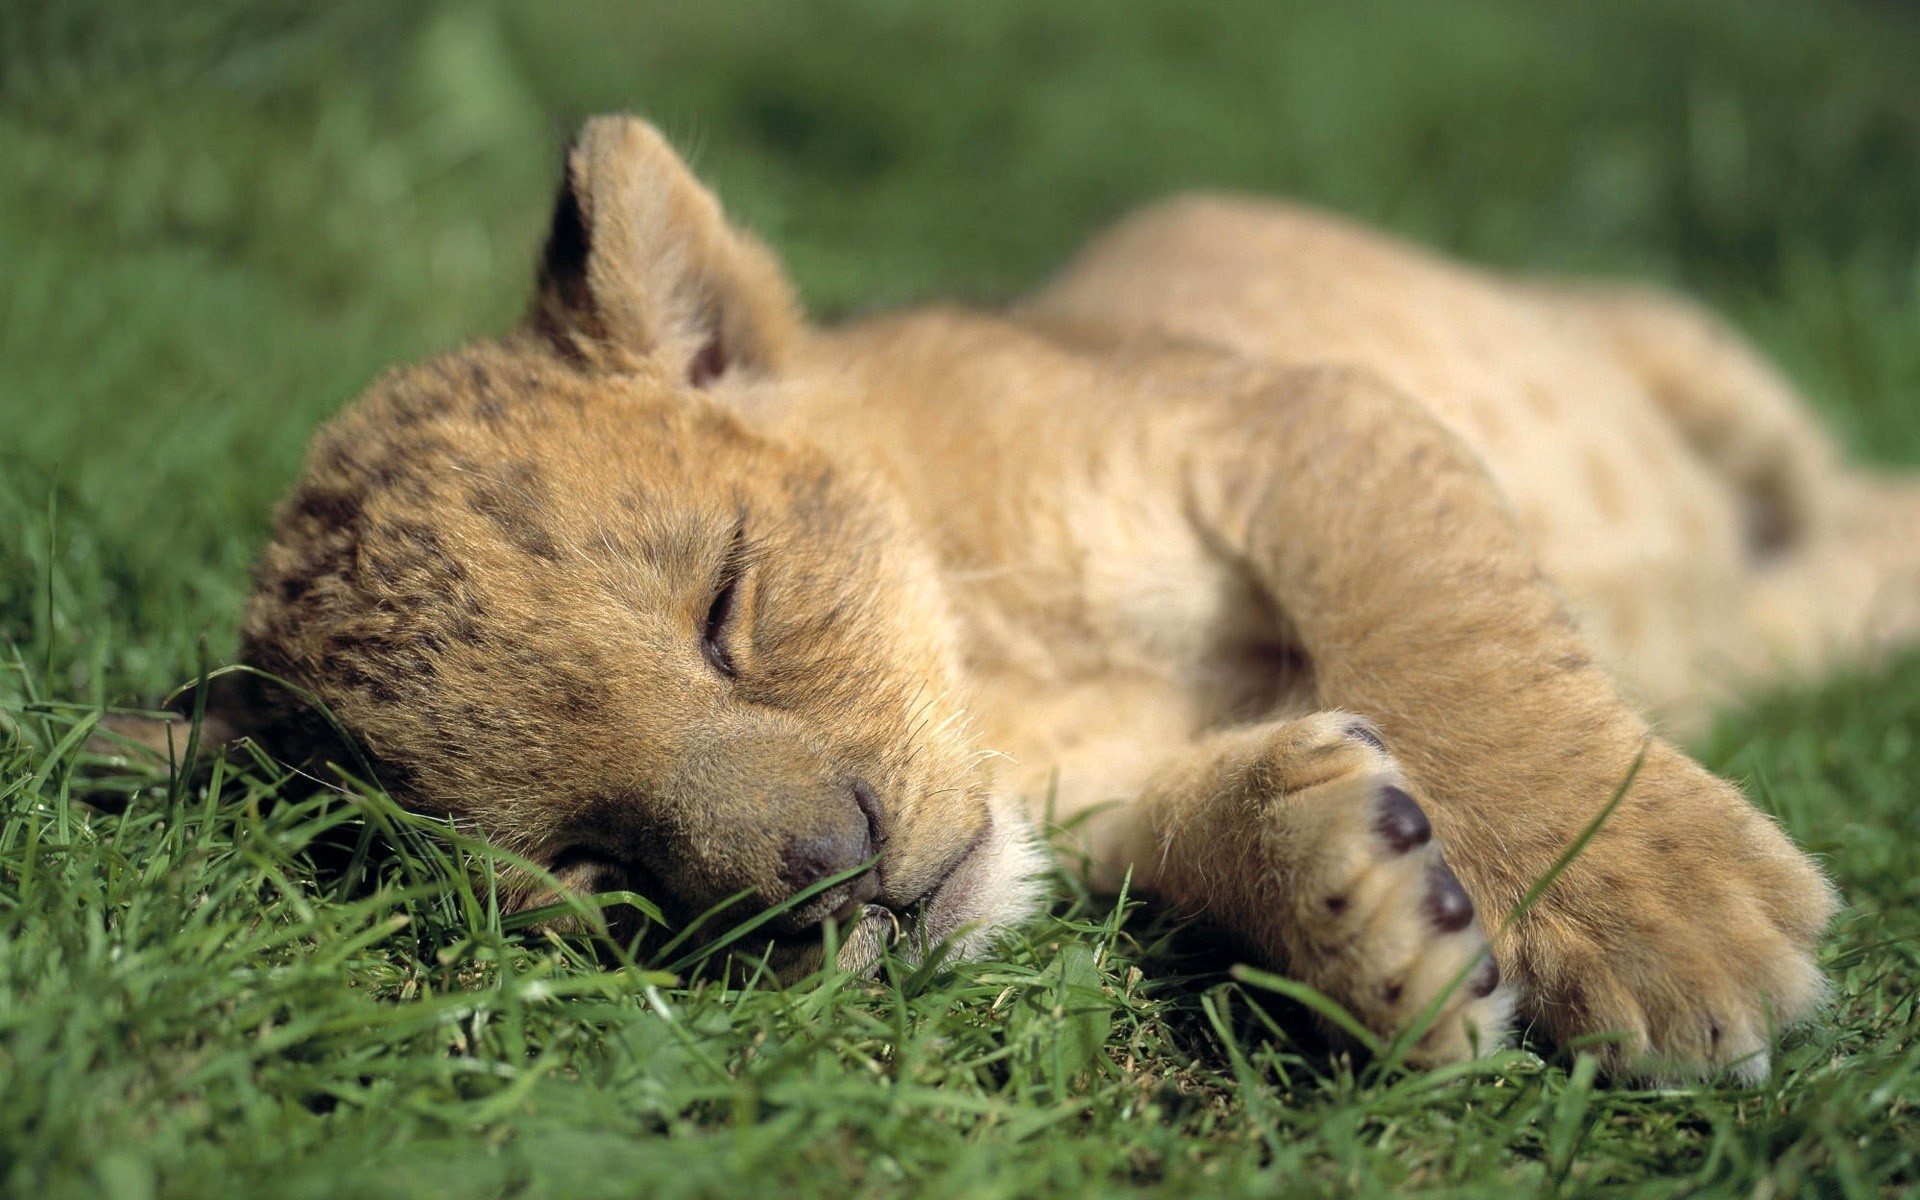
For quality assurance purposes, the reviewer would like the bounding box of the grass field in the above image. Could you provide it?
[4,1,1920,1195]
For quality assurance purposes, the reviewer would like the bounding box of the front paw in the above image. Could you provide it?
[1251,715,1516,1064]
[1504,742,1837,1082]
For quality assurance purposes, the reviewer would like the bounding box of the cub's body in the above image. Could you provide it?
[780,196,1911,827]
[241,118,1919,1082]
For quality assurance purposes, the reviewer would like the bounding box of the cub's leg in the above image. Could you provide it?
[1094,712,1513,1064]
[1542,285,1843,553]
[1559,285,1920,676]
[1742,474,1920,680]
[1147,367,1836,1080]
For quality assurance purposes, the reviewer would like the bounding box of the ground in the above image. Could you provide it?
[2,1,1918,1195]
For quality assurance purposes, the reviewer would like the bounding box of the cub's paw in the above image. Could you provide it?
[1250,715,1515,1065]
[1507,743,1837,1083]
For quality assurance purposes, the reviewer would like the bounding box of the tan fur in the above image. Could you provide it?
[238,116,1920,1079]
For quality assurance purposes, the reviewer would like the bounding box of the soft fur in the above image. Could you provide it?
[235,116,1920,1079]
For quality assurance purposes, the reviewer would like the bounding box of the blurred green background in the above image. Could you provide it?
[3,0,1918,705]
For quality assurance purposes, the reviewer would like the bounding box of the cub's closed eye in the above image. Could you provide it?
[703,576,740,678]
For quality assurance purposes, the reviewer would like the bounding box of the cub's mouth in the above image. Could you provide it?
[544,810,1045,981]
[827,820,993,975]
[829,808,1049,977]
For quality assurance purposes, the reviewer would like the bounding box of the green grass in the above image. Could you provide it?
[4,0,1920,1194]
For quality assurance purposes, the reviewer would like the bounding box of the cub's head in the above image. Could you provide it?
[238,116,1043,974]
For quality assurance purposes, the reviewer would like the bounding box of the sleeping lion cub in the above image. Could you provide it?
[235,115,1919,1081]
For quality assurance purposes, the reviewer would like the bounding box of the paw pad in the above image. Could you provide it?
[1424,859,1475,933]
[1373,785,1432,853]
[1468,953,1501,999]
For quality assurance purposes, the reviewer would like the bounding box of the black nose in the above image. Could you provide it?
[778,824,871,892]
[773,779,885,922]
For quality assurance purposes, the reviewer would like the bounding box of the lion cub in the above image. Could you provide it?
[239,116,1920,1080]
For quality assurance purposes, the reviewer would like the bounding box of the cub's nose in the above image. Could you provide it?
[772,778,885,927]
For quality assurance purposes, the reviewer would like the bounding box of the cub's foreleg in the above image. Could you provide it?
[1126,367,1836,1079]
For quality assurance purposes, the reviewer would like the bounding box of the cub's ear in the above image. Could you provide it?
[526,115,801,383]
